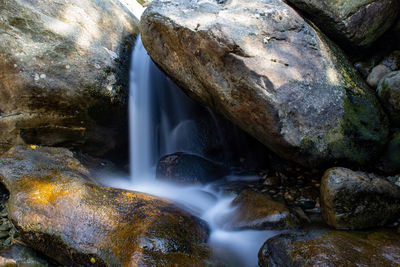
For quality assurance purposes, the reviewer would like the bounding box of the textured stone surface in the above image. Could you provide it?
[367,64,392,88]
[225,190,301,230]
[0,0,139,157]
[140,0,389,168]
[321,167,400,229]
[0,146,211,266]
[286,0,399,47]
[259,229,400,267]
[377,70,400,126]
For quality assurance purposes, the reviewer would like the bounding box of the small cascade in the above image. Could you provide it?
[102,36,277,267]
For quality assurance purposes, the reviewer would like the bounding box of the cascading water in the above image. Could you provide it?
[101,37,278,267]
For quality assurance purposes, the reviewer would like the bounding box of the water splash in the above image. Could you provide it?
[108,36,278,266]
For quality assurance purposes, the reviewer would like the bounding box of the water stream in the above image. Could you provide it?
[101,37,277,267]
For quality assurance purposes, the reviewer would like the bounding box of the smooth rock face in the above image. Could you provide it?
[140,0,388,168]
[156,152,227,185]
[367,64,392,88]
[259,229,400,267]
[0,146,211,266]
[286,0,399,48]
[377,71,400,126]
[225,190,301,230]
[320,167,400,229]
[0,0,139,157]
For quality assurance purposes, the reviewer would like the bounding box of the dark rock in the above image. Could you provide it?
[377,70,400,126]
[0,244,56,267]
[367,64,392,88]
[259,229,400,267]
[224,190,301,230]
[0,0,140,158]
[321,167,400,229]
[286,0,399,48]
[381,50,400,71]
[0,145,212,266]
[378,132,400,175]
[140,0,389,168]
[156,152,227,185]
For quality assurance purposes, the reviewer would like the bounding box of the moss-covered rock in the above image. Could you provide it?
[259,229,400,266]
[320,167,400,229]
[140,0,388,168]
[0,145,212,266]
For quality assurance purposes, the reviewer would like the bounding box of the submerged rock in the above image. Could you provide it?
[286,0,399,48]
[225,190,301,230]
[320,167,400,229]
[0,0,139,157]
[156,152,228,185]
[0,146,211,266]
[259,229,400,266]
[377,70,400,126]
[140,0,388,168]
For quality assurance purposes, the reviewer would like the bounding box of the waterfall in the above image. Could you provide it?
[102,36,277,267]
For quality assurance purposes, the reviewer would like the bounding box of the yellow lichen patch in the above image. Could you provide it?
[16,177,80,206]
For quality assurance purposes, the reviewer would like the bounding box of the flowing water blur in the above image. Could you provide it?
[100,37,278,267]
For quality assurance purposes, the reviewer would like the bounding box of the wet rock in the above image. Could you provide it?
[377,70,400,126]
[0,244,56,267]
[156,152,228,185]
[140,0,389,168]
[286,0,399,48]
[320,167,400,229]
[378,132,400,175]
[259,229,400,266]
[367,64,392,88]
[0,0,140,158]
[381,50,400,71]
[0,145,211,266]
[225,190,301,230]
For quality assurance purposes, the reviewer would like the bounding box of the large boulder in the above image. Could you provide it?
[140,0,389,168]
[0,146,211,266]
[286,0,399,48]
[259,229,400,266]
[320,167,400,229]
[0,0,140,157]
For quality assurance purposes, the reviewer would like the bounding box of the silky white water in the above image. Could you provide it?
[101,37,277,267]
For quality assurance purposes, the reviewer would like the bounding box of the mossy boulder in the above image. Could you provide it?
[0,0,140,158]
[140,0,389,168]
[0,145,212,266]
[321,167,400,229]
[259,229,400,266]
[286,0,399,48]
[223,190,302,230]
[377,70,400,126]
